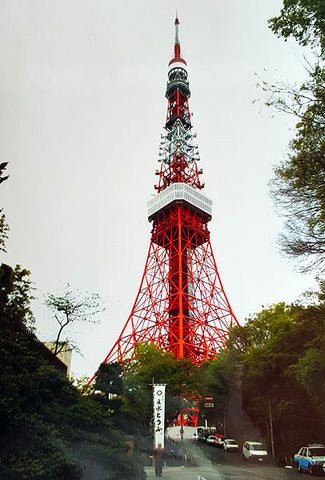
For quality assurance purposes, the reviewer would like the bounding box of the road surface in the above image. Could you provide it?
[144,440,312,479]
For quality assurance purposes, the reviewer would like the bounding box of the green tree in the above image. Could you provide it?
[268,64,325,272]
[264,2,325,273]
[94,362,123,397]
[0,215,9,253]
[92,362,124,418]
[121,344,200,434]
[202,349,242,409]
[268,0,325,53]
[0,275,145,478]
[228,296,325,458]
[71,374,92,395]
[294,280,325,416]
[45,285,104,355]
[0,264,81,478]
[121,344,176,434]
[0,263,35,328]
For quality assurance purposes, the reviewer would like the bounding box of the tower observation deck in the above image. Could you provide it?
[98,17,239,368]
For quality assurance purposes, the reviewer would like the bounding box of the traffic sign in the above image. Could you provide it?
[204,402,214,408]
[204,395,213,402]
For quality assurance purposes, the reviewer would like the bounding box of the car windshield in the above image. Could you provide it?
[251,444,265,451]
[310,447,325,456]
[228,440,236,445]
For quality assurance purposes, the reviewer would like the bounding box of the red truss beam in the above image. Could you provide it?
[102,202,238,366]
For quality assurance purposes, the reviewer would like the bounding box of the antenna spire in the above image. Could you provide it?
[174,15,181,59]
[169,15,186,67]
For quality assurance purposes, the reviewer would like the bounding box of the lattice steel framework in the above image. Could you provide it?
[100,17,239,369]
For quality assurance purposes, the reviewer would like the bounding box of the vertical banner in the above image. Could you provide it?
[153,384,166,448]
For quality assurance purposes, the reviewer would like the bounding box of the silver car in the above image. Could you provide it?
[206,435,216,445]
[224,438,239,452]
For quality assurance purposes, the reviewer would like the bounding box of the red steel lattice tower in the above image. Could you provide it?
[101,17,239,367]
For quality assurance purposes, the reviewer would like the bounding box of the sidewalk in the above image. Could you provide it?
[145,464,205,479]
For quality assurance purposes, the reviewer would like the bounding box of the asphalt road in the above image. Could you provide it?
[144,440,319,480]
[197,441,304,480]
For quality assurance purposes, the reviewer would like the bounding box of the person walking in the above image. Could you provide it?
[153,443,164,477]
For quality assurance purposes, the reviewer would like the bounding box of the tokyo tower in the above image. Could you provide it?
[101,17,238,367]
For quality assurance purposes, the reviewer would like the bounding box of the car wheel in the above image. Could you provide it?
[308,464,314,476]
[297,462,302,473]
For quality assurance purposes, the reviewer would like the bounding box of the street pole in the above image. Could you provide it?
[223,407,227,438]
[268,397,275,459]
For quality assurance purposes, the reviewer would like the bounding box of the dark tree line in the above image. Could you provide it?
[0,263,146,479]
[0,162,146,478]
[200,283,325,462]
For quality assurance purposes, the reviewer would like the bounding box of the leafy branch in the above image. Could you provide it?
[45,284,105,355]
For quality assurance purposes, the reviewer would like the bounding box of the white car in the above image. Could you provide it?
[242,441,268,462]
[206,435,216,445]
[224,438,239,452]
[294,444,325,475]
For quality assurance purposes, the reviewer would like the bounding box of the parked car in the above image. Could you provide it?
[214,434,225,448]
[294,444,325,475]
[242,441,268,462]
[206,435,217,445]
[224,438,239,452]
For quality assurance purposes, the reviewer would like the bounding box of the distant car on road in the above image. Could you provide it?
[223,438,239,452]
[206,435,216,445]
[294,444,325,475]
[242,441,268,462]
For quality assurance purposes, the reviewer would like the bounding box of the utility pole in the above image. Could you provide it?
[268,397,275,458]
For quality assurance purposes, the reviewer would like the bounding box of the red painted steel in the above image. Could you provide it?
[102,211,238,365]
[96,17,239,383]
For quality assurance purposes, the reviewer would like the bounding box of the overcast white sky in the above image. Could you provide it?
[1,0,316,379]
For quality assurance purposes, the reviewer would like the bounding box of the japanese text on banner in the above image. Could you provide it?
[153,384,166,448]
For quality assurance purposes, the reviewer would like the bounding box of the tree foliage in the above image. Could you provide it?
[226,287,325,458]
[0,214,9,253]
[268,63,325,272]
[93,362,124,418]
[0,267,145,479]
[120,343,201,434]
[200,349,242,410]
[45,285,104,355]
[0,263,35,328]
[264,2,325,272]
[94,362,123,398]
[268,0,325,53]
